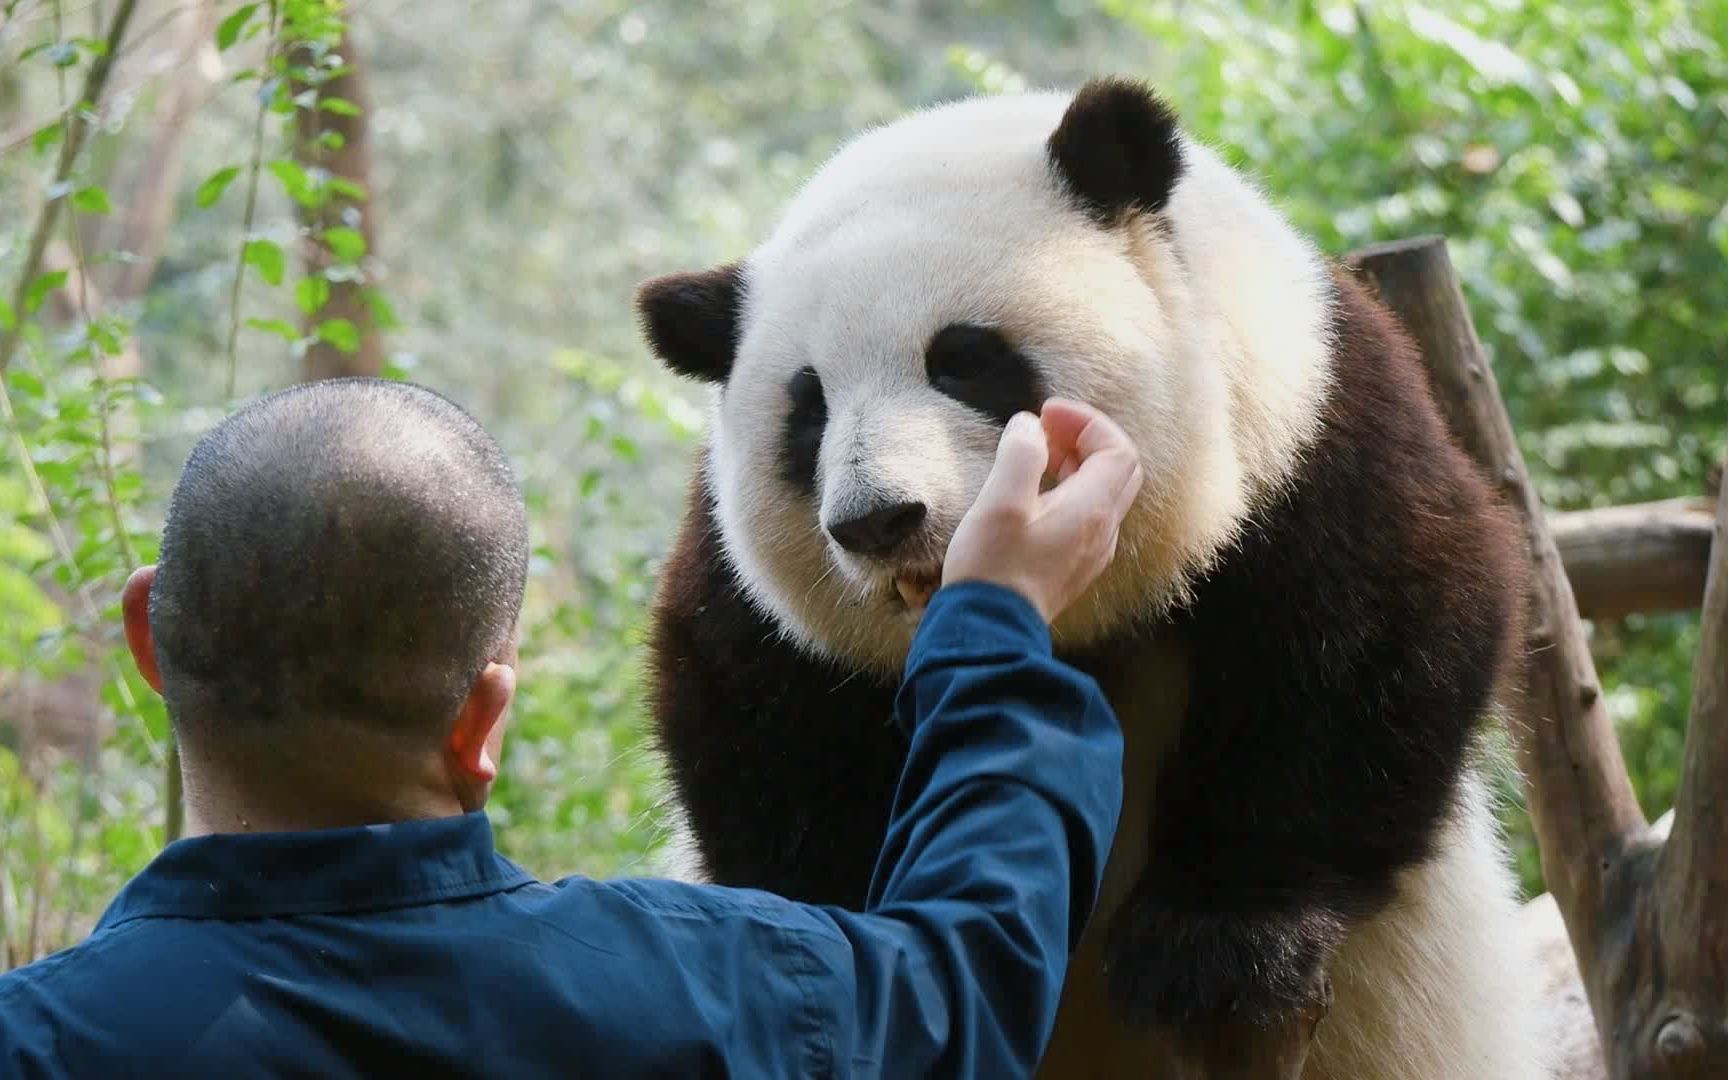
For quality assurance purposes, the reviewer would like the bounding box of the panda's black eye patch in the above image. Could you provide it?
[782,366,827,496]
[925,324,1045,426]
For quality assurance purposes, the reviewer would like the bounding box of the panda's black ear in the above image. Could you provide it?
[634,265,743,384]
[1047,77,1185,226]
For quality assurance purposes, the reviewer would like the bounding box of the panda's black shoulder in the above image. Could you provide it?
[1157,260,1524,893]
[644,461,905,906]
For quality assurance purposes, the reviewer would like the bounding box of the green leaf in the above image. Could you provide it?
[266,158,310,199]
[7,370,45,399]
[1649,182,1712,218]
[295,275,330,314]
[319,96,362,117]
[195,166,242,207]
[363,288,398,330]
[23,271,68,314]
[316,318,360,353]
[71,186,111,215]
[243,239,285,286]
[245,317,300,342]
[327,177,367,200]
[323,227,365,261]
[31,120,61,153]
[216,3,260,51]
[34,460,80,489]
[0,296,13,332]
[88,318,125,356]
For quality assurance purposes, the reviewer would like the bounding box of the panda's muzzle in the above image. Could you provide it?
[826,499,928,557]
[825,498,944,614]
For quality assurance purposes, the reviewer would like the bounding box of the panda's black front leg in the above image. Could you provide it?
[1102,861,1348,1030]
[1096,603,1478,1033]
[1094,559,1500,1028]
[1093,322,1520,1031]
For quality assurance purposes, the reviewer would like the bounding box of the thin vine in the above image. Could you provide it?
[224,0,281,400]
[50,0,139,577]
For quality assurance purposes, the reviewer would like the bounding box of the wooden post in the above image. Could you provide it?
[1347,235,1728,1078]
[1646,459,1728,1073]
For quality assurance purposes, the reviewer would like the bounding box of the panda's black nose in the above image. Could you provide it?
[827,501,928,557]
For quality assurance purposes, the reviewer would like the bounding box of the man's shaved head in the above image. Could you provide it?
[149,378,529,744]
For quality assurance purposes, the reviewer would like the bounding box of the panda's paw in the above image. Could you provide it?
[1102,888,1343,1030]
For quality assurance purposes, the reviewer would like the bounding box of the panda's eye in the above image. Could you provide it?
[925,324,1045,426]
[782,366,826,496]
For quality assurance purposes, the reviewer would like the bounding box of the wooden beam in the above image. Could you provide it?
[1551,498,1716,620]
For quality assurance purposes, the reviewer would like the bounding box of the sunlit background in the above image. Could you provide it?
[2,0,1724,967]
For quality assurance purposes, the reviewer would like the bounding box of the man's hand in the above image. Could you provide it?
[943,399,1144,624]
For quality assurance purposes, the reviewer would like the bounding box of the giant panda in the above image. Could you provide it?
[634,77,1551,1078]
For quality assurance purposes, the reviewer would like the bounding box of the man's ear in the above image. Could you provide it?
[447,662,517,785]
[634,263,743,384]
[121,565,163,694]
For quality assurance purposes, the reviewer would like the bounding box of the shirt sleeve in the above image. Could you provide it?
[584,581,1123,1078]
[803,581,1124,1076]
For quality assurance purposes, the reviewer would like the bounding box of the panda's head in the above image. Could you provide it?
[637,78,1335,673]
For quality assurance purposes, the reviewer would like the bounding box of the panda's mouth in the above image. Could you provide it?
[891,568,942,615]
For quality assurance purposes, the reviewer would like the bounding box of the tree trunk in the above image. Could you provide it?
[99,0,222,304]
[1347,235,1728,1079]
[291,27,384,381]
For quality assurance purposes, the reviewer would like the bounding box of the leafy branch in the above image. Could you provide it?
[222,0,282,399]
[0,0,139,377]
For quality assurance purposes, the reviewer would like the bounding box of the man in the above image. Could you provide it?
[0,376,1142,1077]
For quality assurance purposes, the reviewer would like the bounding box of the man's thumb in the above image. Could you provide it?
[976,412,1050,509]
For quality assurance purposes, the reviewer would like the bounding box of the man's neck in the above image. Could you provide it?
[177,740,471,837]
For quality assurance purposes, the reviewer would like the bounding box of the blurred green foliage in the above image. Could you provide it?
[1,0,1723,964]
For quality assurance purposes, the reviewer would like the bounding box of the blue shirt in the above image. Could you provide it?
[0,582,1122,1078]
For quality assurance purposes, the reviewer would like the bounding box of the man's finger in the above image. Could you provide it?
[1041,443,1140,525]
[1111,461,1144,521]
[976,412,1051,509]
[1039,398,1094,469]
[1042,398,1138,477]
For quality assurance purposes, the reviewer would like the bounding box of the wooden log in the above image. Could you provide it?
[1551,498,1717,620]
[1344,236,1658,1071]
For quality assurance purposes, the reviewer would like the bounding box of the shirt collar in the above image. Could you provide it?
[96,810,536,929]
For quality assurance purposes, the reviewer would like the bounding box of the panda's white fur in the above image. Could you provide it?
[1304,774,1550,1079]
[709,91,1335,675]
[664,86,1551,1079]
